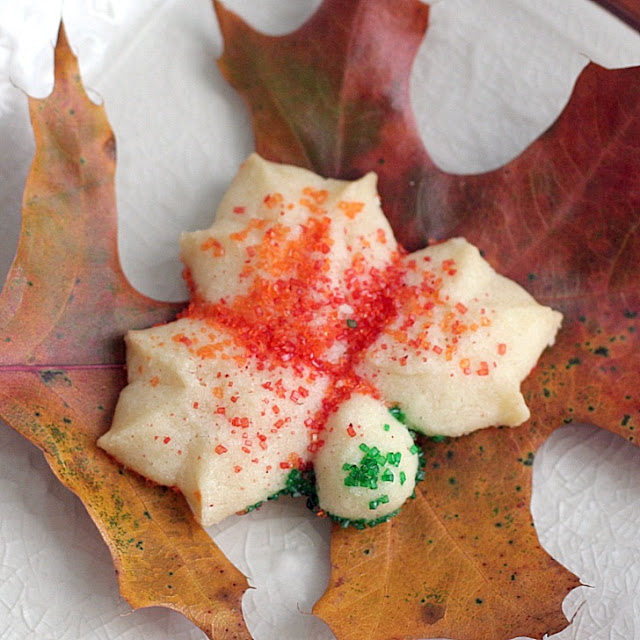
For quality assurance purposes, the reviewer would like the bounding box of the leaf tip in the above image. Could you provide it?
[54,21,76,72]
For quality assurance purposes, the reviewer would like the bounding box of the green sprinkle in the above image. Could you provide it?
[386,451,401,467]
[383,423,390,431]
[381,469,394,482]
[369,500,379,510]
[410,444,421,455]
[343,443,404,491]
[379,494,389,504]
[328,508,401,529]
[400,471,407,485]
[346,318,358,328]
[388,405,407,424]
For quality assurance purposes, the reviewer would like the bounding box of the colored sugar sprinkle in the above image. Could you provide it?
[388,405,407,424]
[386,451,402,467]
[343,443,403,489]
[369,495,390,510]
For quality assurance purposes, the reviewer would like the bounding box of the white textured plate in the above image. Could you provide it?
[1,1,640,639]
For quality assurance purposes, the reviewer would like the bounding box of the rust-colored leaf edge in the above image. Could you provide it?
[0,24,251,640]
[591,0,640,33]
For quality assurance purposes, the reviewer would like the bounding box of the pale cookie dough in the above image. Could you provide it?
[356,238,563,437]
[314,393,419,522]
[99,317,329,524]
[98,154,562,527]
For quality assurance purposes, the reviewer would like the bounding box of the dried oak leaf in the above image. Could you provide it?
[0,26,251,640]
[594,0,640,31]
[216,0,639,638]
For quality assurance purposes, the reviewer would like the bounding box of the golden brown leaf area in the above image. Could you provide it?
[0,26,250,640]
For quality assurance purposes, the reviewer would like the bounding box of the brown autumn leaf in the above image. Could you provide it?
[0,26,251,640]
[3,2,638,639]
[216,0,639,638]
[592,0,640,31]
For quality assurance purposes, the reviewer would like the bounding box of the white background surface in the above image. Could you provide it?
[1,1,640,639]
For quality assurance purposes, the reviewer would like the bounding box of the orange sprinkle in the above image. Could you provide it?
[215,444,228,455]
[230,217,267,242]
[197,343,222,359]
[200,237,225,257]
[441,259,456,273]
[264,193,283,209]
[346,423,357,437]
[303,187,329,204]
[300,198,326,215]
[149,376,159,387]
[172,333,193,347]
[338,200,364,219]
[477,362,490,376]
[451,321,468,335]
[455,302,468,314]
[498,343,507,355]
[386,328,409,344]
[233,354,247,367]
